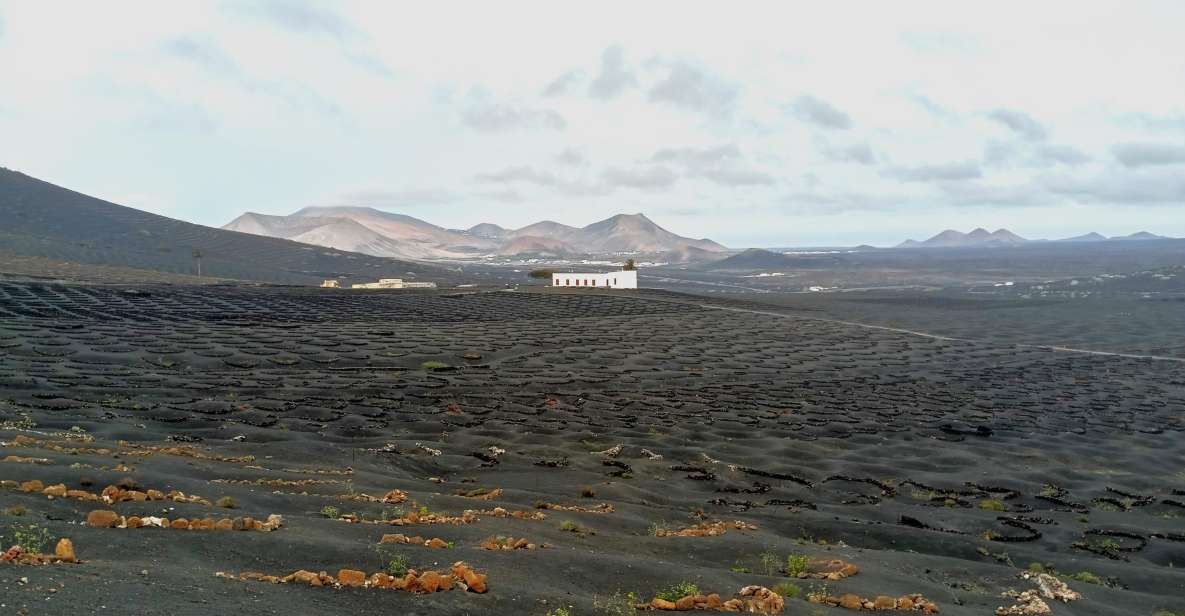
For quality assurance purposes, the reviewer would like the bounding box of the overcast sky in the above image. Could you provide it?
[2,1,1184,247]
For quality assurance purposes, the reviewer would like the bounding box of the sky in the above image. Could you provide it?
[1,1,1184,247]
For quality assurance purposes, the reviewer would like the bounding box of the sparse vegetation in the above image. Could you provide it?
[560,520,584,533]
[215,496,237,509]
[647,521,669,536]
[730,562,751,574]
[655,581,699,602]
[1068,571,1103,585]
[546,608,573,616]
[3,505,27,517]
[786,553,809,577]
[5,522,52,553]
[772,581,802,599]
[420,361,450,371]
[320,505,340,518]
[979,498,1006,511]
[759,551,780,576]
[581,486,596,498]
[593,590,638,616]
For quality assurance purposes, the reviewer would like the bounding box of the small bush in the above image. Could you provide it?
[420,361,450,371]
[385,554,409,576]
[730,562,751,574]
[656,581,700,602]
[1027,562,1053,574]
[581,486,596,498]
[546,608,573,616]
[3,505,27,517]
[786,553,809,577]
[560,520,583,533]
[759,551,780,576]
[593,591,639,616]
[772,581,802,599]
[5,522,51,554]
[320,506,340,518]
[1068,571,1102,585]
[215,496,237,509]
[979,499,1006,512]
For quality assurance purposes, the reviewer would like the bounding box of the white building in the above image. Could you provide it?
[551,270,637,289]
[350,278,437,289]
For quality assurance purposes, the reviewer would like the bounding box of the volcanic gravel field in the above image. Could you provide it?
[1,282,1183,615]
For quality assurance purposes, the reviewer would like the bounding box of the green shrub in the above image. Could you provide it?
[772,581,802,599]
[420,361,450,371]
[759,551,780,576]
[655,581,700,602]
[730,562,751,573]
[560,520,583,533]
[5,522,51,553]
[216,496,237,509]
[1068,571,1102,585]
[320,505,340,518]
[786,553,810,577]
[979,499,1006,512]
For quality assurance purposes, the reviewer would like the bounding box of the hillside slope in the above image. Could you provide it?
[0,168,453,285]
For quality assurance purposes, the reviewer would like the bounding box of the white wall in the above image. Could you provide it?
[551,270,637,289]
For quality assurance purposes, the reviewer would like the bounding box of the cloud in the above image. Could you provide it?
[647,61,737,114]
[333,188,457,208]
[1035,144,1090,165]
[1111,142,1185,167]
[786,95,851,130]
[554,148,586,166]
[476,165,558,186]
[542,70,583,97]
[233,0,357,39]
[822,142,875,165]
[588,45,637,99]
[601,165,679,190]
[1043,168,1185,204]
[164,36,240,76]
[883,161,982,182]
[461,103,566,132]
[937,181,1056,207]
[987,108,1046,141]
[651,143,773,185]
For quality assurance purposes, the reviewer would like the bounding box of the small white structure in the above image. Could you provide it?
[551,270,637,289]
[350,278,437,290]
[321,279,341,288]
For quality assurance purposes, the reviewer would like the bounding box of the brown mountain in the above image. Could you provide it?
[224,208,726,258]
[897,228,1029,248]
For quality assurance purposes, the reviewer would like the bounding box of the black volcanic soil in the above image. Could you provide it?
[1,283,1183,615]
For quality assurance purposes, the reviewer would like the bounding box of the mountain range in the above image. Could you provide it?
[897,228,1170,248]
[223,208,727,260]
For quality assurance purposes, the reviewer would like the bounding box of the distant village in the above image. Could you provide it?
[321,278,437,290]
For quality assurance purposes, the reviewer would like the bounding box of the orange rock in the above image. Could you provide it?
[216,518,234,530]
[721,599,745,611]
[839,594,863,610]
[419,570,443,593]
[337,569,366,587]
[126,516,143,529]
[86,509,120,528]
[171,518,190,529]
[66,489,91,500]
[426,538,448,549]
[20,480,44,493]
[43,484,67,498]
[146,489,165,500]
[875,596,897,610]
[54,538,76,563]
[674,595,696,610]
[462,568,486,593]
[705,594,723,609]
[898,597,914,610]
[650,598,678,610]
[438,574,454,591]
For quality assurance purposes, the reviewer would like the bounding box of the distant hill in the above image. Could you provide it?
[1058,232,1108,242]
[225,208,727,258]
[1111,231,1168,241]
[897,228,1029,248]
[0,168,451,286]
[697,248,849,272]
